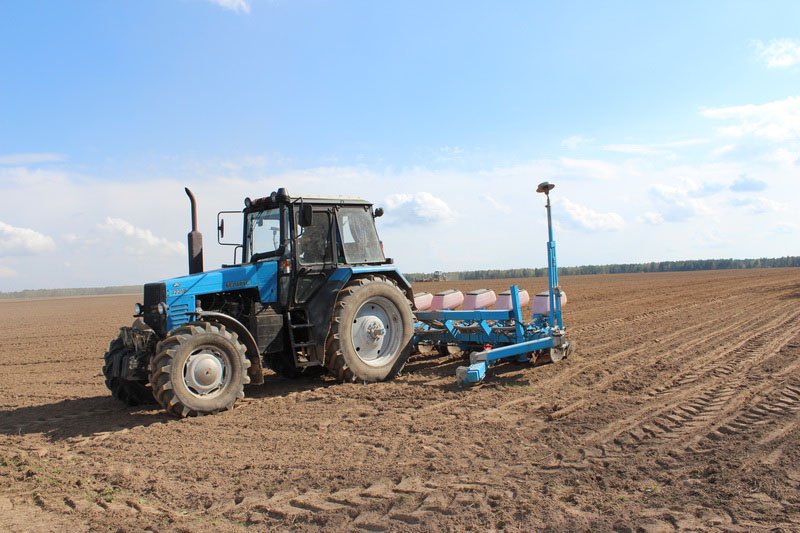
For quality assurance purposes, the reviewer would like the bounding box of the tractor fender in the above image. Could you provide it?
[193,310,264,385]
[375,271,414,304]
[335,267,414,303]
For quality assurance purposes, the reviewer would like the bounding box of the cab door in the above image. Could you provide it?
[292,206,336,305]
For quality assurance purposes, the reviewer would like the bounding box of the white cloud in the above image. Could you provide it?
[688,182,726,197]
[439,146,465,158]
[753,39,800,68]
[649,182,715,222]
[639,211,664,225]
[482,194,512,213]
[774,222,798,234]
[702,96,800,141]
[602,144,664,156]
[0,222,56,255]
[561,136,593,150]
[659,139,710,148]
[711,144,736,158]
[730,175,767,192]
[751,197,788,213]
[206,0,250,13]
[730,196,788,214]
[0,264,18,278]
[693,229,727,248]
[765,148,800,166]
[560,198,625,231]
[99,217,186,256]
[0,153,66,165]
[602,139,708,157]
[558,157,620,180]
[382,192,455,226]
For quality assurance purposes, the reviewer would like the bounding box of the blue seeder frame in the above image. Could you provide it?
[412,186,568,386]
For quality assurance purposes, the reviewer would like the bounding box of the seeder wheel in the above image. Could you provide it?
[543,343,572,364]
[436,343,462,357]
[415,342,435,355]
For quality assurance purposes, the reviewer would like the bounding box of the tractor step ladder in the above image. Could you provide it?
[285,312,319,367]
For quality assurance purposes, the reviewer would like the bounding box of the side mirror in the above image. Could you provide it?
[300,204,313,227]
[374,207,384,218]
[217,211,242,246]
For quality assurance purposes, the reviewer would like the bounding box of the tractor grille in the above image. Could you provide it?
[143,282,166,335]
[168,303,190,330]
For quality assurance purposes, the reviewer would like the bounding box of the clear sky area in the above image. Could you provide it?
[1,1,799,290]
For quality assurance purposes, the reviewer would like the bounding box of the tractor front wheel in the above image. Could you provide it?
[149,322,250,417]
[325,276,414,382]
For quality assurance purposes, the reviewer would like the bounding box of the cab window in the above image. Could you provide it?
[337,207,385,264]
[246,207,283,260]
[296,210,333,264]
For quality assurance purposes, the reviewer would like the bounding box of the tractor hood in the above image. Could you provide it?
[162,262,278,301]
[147,261,279,333]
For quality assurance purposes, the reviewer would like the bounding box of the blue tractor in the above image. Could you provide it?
[104,183,572,417]
[103,188,416,417]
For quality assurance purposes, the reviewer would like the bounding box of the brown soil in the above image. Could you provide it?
[2,268,800,532]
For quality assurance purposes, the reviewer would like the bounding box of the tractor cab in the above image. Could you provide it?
[223,189,392,308]
[238,190,386,266]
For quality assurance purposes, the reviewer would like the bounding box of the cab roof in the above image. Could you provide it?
[293,195,370,205]
[245,188,372,210]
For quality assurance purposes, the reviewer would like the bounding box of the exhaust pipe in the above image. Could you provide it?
[185,188,204,275]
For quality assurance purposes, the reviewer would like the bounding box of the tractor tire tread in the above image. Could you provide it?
[324,275,414,383]
[149,322,248,417]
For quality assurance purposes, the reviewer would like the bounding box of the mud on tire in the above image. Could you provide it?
[325,276,414,382]
[103,335,154,406]
[149,322,250,417]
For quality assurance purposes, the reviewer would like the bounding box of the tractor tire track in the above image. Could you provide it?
[597,315,800,448]
[696,378,800,452]
[546,294,787,391]
[465,300,797,426]
[220,474,499,529]
[545,317,800,474]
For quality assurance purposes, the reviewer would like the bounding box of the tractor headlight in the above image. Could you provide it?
[134,303,142,315]
[157,302,169,315]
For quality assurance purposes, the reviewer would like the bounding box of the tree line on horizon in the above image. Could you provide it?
[405,256,800,282]
[0,285,141,300]
[2,256,798,298]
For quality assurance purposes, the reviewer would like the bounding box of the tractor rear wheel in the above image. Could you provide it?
[325,276,414,382]
[149,322,250,417]
[102,335,153,406]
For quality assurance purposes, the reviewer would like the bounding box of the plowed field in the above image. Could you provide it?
[2,268,799,531]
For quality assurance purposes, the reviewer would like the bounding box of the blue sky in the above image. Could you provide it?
[1,1,799,290]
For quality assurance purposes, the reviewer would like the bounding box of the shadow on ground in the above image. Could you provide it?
[0,350,554,441]
[0,374,333,441]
